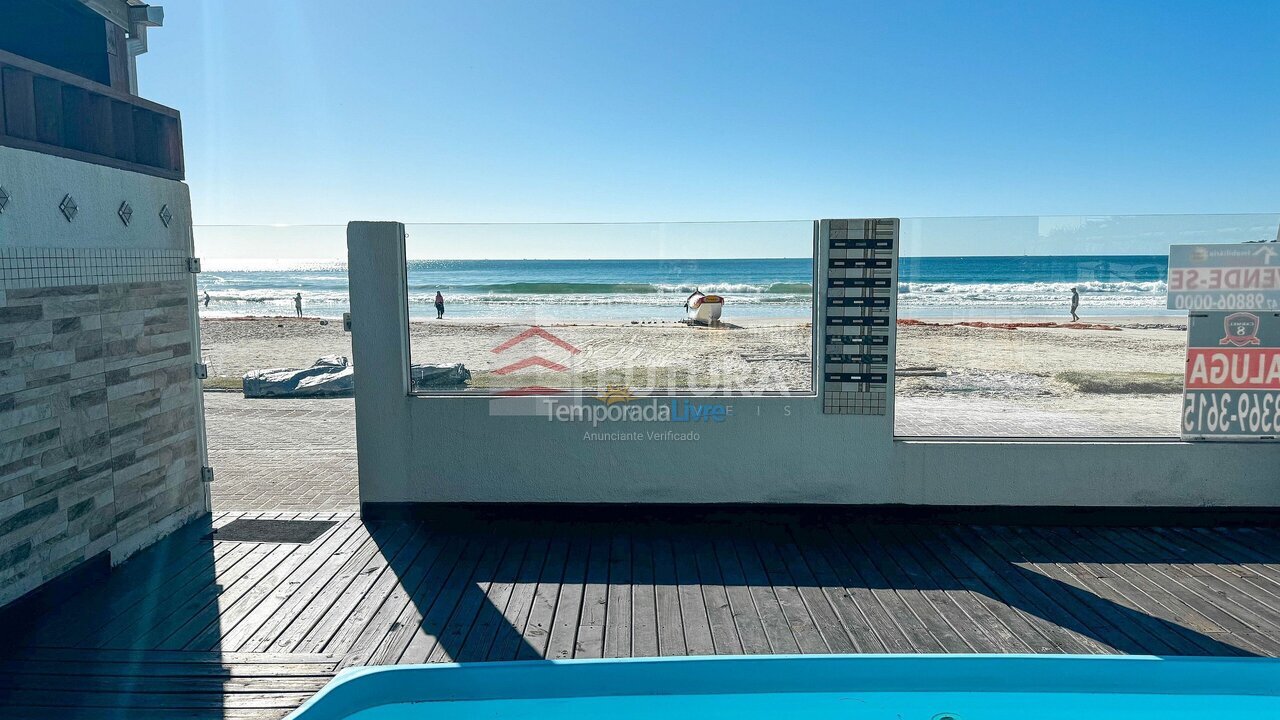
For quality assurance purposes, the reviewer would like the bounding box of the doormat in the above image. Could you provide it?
[214,519,337,544]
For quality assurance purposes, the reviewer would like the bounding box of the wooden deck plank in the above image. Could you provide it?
[671,531,716,656]
[574,534,611,659]
[420,534,521,662]
[343,534,467,667]
[372,533,482,665]
[1100,529,1280,655]
[1065,528,1233,635]
[186,515,349,652]
[0,689,309,710]
[1143,528,1280,611]
[825,523,944,653]
[295,523,425,655]
[972,525,1175,654]
[220,516,366,652]
[751,536,833,653]
[0,660,336,678]
[455,538,531,662]
[157,543,305,651]
[1046,527,1246,656]
[729,537,802,653]
[268,522,415,654]
[710,537,771,654]
[515,536,570,660]
[881,525,1021,653]
[783,530,886,653]
[0,648,335,664]
[83,541,256,649]
[946,526,1123,649]
[317,525,441,658]
[900,524,1063,654]
[7,517,1280,720]
[1175,528,1280,588]
[2,708,285,720]
[0,674,329,693]
[1022,527,1210,656]
[241,522,375,653]
[629,531,660,657]
[486,534,552,662]
[100,540,271,650]
[602,531,634,658]
[651,535,688,656]
[544,533,589,660]
[920,525,1108,654]
[793,524,910,653]
[389,530,488,661]
[690,535,744,655]
[857,526,985,653]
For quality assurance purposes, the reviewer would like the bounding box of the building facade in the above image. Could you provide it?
[0,0,207,608]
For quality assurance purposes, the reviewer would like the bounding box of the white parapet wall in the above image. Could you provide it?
[348,221,1280,509]
[0,146,208,607]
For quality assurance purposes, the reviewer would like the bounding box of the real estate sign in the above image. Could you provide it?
[1167,243,1280,311]
[1182,311,1280,440]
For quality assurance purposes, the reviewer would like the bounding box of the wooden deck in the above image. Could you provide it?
[4,510,1280,718]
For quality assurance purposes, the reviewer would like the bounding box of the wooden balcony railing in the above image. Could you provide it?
[0,49,184,181]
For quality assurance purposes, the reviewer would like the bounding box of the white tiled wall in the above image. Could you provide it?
[0,247,188,290]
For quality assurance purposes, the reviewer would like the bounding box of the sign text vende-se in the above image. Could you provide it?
[1167,244,1280,311]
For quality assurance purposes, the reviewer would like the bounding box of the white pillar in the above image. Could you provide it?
[347,221,413,510]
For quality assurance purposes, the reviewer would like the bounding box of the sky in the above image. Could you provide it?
[139,1,1280,258]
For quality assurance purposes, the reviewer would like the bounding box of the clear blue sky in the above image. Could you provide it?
[140,1,1280,258]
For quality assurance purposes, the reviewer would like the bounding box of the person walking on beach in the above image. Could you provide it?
[1070,287,1080,322]
[203,291,210,308]
[294,292,303,318]
[434,291,445,319]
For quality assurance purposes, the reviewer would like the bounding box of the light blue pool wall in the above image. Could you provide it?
[284,655,1280,720]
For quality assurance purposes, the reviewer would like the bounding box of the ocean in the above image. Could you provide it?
[196,255,1174,322]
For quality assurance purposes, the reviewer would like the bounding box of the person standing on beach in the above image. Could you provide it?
[434,291,445,319]
[294,292,303,318]
[1070,287,1080,322]
[203,291,210,308]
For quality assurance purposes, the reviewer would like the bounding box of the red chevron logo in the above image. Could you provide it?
[491,326,580,355]
[492,356,569,375]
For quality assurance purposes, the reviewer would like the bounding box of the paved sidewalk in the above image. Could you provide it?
[204,392,359,511]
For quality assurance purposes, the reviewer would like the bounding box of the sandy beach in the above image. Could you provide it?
[199,314,1188,436]
[199,316,816,392]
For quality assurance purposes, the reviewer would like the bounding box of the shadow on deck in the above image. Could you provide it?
[3,509,1280,718]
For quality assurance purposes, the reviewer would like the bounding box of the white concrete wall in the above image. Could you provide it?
[0,146,191,251]
[349,222,1280,509]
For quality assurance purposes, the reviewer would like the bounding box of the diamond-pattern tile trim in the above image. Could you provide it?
[118,201,133,226]
[59,194,78,222]
[0,186,9,214]
[159,204,173,228]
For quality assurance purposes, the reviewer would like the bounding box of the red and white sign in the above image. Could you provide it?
[1185,348,1280,389]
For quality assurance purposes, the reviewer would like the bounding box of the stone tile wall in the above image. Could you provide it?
[0,252,204,606]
